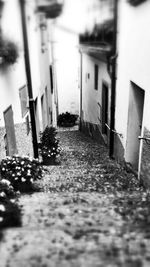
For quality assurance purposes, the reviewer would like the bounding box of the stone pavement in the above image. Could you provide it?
[0,129,150,267]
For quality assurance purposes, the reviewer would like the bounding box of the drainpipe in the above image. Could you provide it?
[20,0,38,158]
[79,51,83,131]
[0,0,4,36]
[109,0,118,158]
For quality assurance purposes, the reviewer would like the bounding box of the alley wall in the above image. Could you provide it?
[114,0,150,184]
[0,0,53,159]
[81,53,111,144]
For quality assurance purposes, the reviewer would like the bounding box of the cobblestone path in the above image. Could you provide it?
[0,129,150,267]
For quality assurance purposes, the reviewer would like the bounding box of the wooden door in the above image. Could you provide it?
[102,83,108,135]
[3,105,18,156]
[126,82,145,170]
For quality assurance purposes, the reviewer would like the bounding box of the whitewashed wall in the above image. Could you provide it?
[0,0,26,126]
[82,53,111,125]
[115,0,150,145]
[115,0,150,179]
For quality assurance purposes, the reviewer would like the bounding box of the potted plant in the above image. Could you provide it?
[39,126,61,165]
[57,112,78,127]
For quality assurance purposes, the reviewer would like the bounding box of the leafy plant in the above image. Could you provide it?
[57,112,78,127]
[127,0,147,6]
[0,198,21,228]
[38,2,63,19]
[0,38,19,67]
[39,126,61,160]
[0,155,43,192]
[0,179,21,228]
[0,179,18,199]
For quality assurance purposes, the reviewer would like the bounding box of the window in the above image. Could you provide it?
[94,64,98,90]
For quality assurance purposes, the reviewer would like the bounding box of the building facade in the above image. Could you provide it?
[114,0,150,185]
[80,0,150,185]
[79,0,114,144]
[80,49,111,145]
[0,0,53,159]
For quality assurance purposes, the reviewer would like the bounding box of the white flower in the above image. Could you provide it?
[23,155,29,159]
[27,170,31,176]
[27,164,31,168]
[15,177,18,180]
[21,161,25,165]
[21,177,26,182]
[0,217,3,222]
[1,179,11,186]
[2,167,5,171]
[30,178,33,183]
[22,168,24,171]
[0,192,6,197]
[0,204,5,212]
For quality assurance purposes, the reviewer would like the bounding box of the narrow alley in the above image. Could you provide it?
[0,128,150,267]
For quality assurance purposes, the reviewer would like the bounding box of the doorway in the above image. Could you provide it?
[34,98,40,140]
[45,86,50,125]
[41,94,47,129]
[3,105,18,156]
[102,82,109,135]
[126,82,145,170]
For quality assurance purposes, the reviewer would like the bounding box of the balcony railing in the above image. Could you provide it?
[79,19,114,47]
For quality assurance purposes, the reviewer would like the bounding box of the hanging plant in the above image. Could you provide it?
[37,1,63,19]
[127,0,147,6]
[0,38,19,67]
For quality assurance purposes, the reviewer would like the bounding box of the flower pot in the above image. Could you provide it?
[42,156,56,166]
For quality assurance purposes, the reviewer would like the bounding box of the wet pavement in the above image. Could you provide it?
[0,129,150,267]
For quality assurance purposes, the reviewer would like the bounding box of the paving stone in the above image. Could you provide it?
[0,129,150,266]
